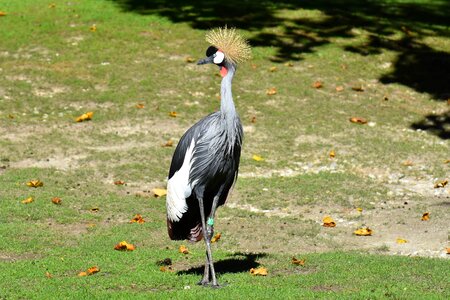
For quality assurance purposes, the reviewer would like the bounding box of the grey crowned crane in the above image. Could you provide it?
[166,27,251,287]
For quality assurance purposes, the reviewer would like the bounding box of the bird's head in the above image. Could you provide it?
[197,26,252,77]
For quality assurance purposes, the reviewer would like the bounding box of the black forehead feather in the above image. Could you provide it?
[206,46,218,57]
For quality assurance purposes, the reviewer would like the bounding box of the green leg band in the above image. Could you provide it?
[207,217,214,226]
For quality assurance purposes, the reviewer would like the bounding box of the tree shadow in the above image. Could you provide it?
[110,0,450,138]
[177,252,267,275]
[411,111,450,140]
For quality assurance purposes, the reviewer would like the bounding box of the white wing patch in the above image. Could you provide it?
[166,138,196,222]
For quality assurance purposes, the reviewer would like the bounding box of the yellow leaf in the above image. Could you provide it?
[48,3,56,8]
[27,180,43,188]
[354,227,373,236]
[434,179,448,188]
[45,271,53,278]
[396,238,408,244]
[322,216,336,227]
[329,150,336,158]
[90,207,99,212]
[162,139,173,147]
[351,85,364,92]
[444,159,450,164]
[129,214,145,224]
[0,11,7,16]
[447,248,450,255]
[211,232,221,243]
[292,257,305,266]
[269,66,277,72]
[21,197,34,204]
[185,57,195,63]
[169,111,177,118]
[136,103,145,109]
[51,197,62,205]
[152,188,167,197]
[160,266,174,272]
[90,24,96,32]
[179,245,189,254]
[356,207,363,213]
[114,241,136,251]
[250,267,268,276]
[421,212,430,221]
[402,160,414,166]
[266,87,277,96]
[78,271,87,277]
[252,155,264,162]
[87,266,100,275]
[284,62,293,67]
[75,112,93,122]
[312,81,323,88]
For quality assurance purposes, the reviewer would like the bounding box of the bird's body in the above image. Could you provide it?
[166,27,251,287]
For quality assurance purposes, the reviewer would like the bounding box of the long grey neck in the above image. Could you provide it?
[220,63,237,120]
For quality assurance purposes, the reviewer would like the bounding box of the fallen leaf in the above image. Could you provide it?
[354,227,373,236]
[312,81,323,88]
[87,266,100,275]
[349,117,368,124]
[179,245,189,254]
[185,57,195,63]
[284,62,294,67]
[160,266,174,272]
[266,87,277,96]
[269,66,277,72]
[402,160,414,166]
[162,139,173,147]
[75,112,93,122]
[21,197,34,204]
[48,3,56,8]
[8,114,14,119]
[169,111,177,117]
[152,188,167,197]
[252,154,264,162]
[156,258,172,266]
[446,248,450,255]
[356,207,363,213]
[114,241,136,251]
[0,11,7,16]
[351,85,364,92]
[27,180,43,188]
[335,86,344,92]
[421,212,430,221]
[51,197,62,205]
[250,267,268,276]
[396,238,408,244]
[78,271,87,277]
[292,257,305,266]
[90,24,96,32]
[129,214,145,224]
[45,271,53,278]
[250,116,257,123]
[211,233,221,243]
[114,180,125,185]
[444,159,450,164]
[322,216,336,227]
[90,207,99,212]
[434,179,448,188]
[329,150,336,158]
[136,103,145,109]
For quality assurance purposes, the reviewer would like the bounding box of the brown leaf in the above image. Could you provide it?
[90,207,99,212]
[152,188,167,197]
[0,11,7,16]
[292,257,305,266]
[446,248,450,255]
[45,271,53,278]
[185,57,195,63]
[211,233,221,243]
[402,160,414,166]
[51,197,62,205]
[269,66,278,72]
[114,241,136,251]
[160,266,174,272]
[75,112,93,122]
[354,227,373,236]
[250,267,268,276]
[284,62,294,67]
[266,87,277,96]
[114,180,125,185]
[87,266,100,275]
[156,258,172,266]
[48,3,56,8]
[162,139,173,147]
[421,212,430,221]
[179,245,189,254]
[322,216,336,227]
[21,197,34,204]
[27,180,43,188]
[169,111,177,118]
[136,103,145,109]
[335,86,344,92]
[250,116,257,123]
[349,117,368,124]
[434,179,448,188]
[444,159,450,164]
[129,214,145,224]
[312,81,323,89]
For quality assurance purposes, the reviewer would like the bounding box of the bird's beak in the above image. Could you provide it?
[197,55,214,65]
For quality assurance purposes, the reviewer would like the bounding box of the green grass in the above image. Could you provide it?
[1,0,449,298]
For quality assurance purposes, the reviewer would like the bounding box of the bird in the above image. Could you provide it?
[166,27,251,287]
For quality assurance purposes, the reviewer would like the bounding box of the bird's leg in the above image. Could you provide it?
[206,196,220,240]
[198,197,219,287]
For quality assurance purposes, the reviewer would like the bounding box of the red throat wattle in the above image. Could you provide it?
[220,66,228,77]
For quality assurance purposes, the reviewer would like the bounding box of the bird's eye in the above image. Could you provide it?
[213,51,225,64]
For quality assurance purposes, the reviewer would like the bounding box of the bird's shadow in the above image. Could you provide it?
[177,252,267,275]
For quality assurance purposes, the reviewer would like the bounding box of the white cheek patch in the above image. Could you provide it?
[214,51,225,64]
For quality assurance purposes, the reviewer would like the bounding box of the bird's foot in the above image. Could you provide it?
[197,279,210,286]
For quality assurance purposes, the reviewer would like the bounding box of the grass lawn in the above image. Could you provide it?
[0,0,449,298]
